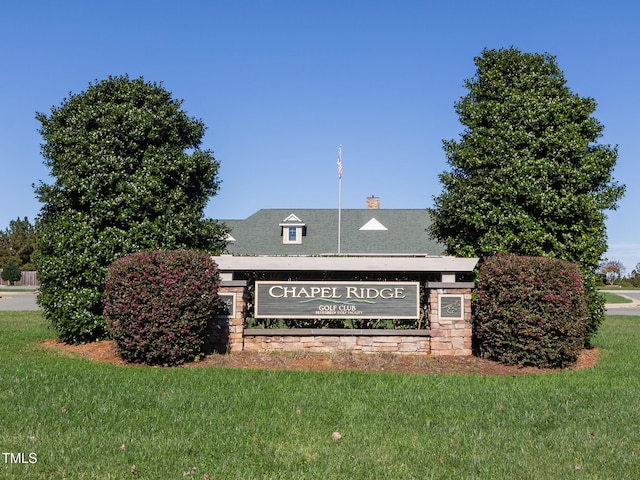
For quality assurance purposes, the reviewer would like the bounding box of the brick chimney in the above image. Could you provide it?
[366,196,380,209]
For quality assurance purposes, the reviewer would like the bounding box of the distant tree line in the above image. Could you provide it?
[599,260,640,287]
[0,217,36,269]
[0,217,36,284]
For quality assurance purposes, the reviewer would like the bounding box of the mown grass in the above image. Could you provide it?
[599,291,634,303]
[599,285,640,290]
[1,311,639,479]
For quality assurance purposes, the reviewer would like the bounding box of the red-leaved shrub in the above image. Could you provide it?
[475,254,588,368]
[104,250,221,366]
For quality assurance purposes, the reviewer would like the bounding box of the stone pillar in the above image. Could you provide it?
[428,285,473,356]
[213,281,247,353]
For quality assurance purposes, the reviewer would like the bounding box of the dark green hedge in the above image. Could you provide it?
[474,254,588,368]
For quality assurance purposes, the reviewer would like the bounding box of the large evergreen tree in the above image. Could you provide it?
[430,48,625,345]
[35,76,226,343]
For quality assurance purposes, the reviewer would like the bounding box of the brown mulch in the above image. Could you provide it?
[39,339,599,376]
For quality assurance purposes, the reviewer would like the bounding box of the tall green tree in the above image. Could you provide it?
[430,48,625,345]
[0,217,36,270]
[35,75,226,343]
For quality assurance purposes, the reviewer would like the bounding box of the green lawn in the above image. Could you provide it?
[599,285,640,290]
[599,291,634,303]
[1,312,639,479]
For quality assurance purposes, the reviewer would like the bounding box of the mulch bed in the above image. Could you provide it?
[40,339,598,376]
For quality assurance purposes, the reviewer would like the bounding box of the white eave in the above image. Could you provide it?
[282,213,303,222]
[212,255,478,273]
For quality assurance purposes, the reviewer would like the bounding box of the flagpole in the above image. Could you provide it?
[337,144,342,254]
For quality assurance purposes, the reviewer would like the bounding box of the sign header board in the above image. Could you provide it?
[255,281,420,319]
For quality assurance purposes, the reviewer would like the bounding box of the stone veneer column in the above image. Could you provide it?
[428,286,473,356]
[216,281,247,353]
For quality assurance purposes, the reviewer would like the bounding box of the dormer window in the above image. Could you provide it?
[280,213,306,245]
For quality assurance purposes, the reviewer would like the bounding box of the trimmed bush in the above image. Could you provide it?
[104,250,222,366]
[474,254,588,368]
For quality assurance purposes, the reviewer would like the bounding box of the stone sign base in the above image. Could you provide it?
[243,329,430,355]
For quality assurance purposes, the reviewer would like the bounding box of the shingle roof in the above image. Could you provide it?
[222,209,445,256]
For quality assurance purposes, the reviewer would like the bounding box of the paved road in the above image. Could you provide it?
[605,290,640,316]
[0,291,39,311]
[613,290,640,302]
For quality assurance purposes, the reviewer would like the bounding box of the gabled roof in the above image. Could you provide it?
[282,213,303,223]
[222,209,445,256]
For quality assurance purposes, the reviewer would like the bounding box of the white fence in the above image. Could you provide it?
[0,270,39,287]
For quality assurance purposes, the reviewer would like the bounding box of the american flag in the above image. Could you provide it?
[337,147,342,179]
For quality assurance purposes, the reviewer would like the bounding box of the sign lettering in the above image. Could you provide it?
[255,281,419,319]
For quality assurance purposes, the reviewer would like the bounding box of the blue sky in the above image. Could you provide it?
[1,0,638,272]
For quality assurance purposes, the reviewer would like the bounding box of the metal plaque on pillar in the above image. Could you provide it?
[217,293,236,318]
[439,294,464,320]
